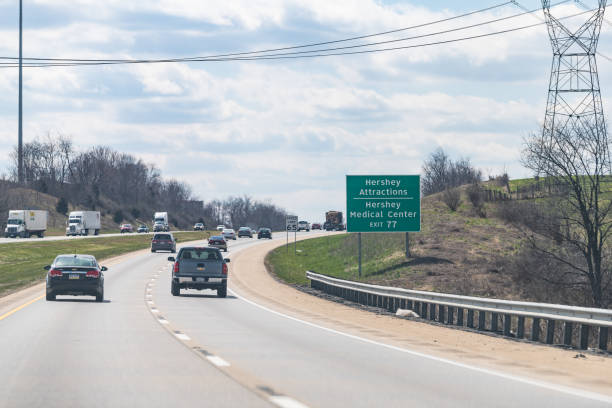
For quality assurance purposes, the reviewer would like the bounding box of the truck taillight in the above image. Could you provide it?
[49,269,62,277]
[222,263,228,275]
[173,262,180,275]
[86,269,100,278]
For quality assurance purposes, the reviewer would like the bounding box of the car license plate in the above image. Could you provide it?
[69,274,79,280]
[196,277,206,282]
[197,267,204,271]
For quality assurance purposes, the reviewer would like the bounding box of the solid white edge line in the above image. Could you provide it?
[228,288,612,404]
[175,333,190,341]
[269,395,310,408]
[206,355,231,367]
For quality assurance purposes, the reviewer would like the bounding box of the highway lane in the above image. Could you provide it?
[0,236,270,408]
[1,232,611,407]
[0,230,192,245]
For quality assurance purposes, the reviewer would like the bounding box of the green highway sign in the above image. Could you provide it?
[346,175,420,233]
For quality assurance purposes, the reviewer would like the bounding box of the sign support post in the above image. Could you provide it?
[405,232,410,258]
[358,232,362,278]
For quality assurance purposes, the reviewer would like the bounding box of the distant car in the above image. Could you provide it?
[216,225,225,231]
[120,224,133,233]
[168,246,230,297]
[208,235,228,252]
[311,223,322,230]
[193,222,205,231]
[297,221,310,232]
[137,224,149,233]
[222,228,236,240]
[257,228,272,239]
[151,233,176,253]
[45,254,106,302]
[238,227,252,238]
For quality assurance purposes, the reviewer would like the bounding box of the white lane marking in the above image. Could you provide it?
[206,355,231,367]
[229,288,612,404]
[269,396,309,408]
[175,332,190,341]
[145,294,152,298]
[151,308,159,314]
[147,300,154,305]
[158,318,169,324]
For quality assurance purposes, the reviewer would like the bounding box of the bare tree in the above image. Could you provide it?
[422,148,482,196]
[522,121,612,307]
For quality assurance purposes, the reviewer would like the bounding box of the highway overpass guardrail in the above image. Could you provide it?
[306,271,612,352]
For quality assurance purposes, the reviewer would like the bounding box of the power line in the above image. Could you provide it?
[0,1,515,64]
[0,3,590,68]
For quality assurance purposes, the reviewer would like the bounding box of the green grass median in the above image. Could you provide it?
[0,231,211,297]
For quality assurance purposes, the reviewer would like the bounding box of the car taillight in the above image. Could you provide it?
[222,263,228,275]
[86,269,100,278]
[49,269,62,277]
[153,240,158,243]
[173,261,179,275]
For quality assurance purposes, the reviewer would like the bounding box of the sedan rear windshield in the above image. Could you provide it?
[154,234,171,240]
[180,248,221,260]
[55,256,96,267]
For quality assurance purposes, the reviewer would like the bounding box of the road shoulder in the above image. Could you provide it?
[229,234,612,397]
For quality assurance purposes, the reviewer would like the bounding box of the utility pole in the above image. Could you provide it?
[541,0,606,141]
[18,0,23,184]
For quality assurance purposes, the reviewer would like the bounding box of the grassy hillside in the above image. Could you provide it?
[267,184,533,302]
[0,230,211,297]
[0,186,195,235]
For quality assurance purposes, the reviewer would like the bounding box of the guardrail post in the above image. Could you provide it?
[517,316,525,339]
[467,310,474,328]
[491,313,499,332]
[457,308,464,326]
[503,314,511,336]
[439,305,445,323]
[420,302,427,319]
[429,304,435,321]
[447,307,454,325]
[563,322,573,346]
[599,327,609,351]
[546,320,555,344]
[478,310,486,331]
[400,299,406,309]
[531,318,541,342]
[580,325,590,350]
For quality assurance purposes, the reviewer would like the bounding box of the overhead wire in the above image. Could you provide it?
[0,1,591,68]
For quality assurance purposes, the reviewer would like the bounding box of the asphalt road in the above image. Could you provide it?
[0,230,188,245]
[0,233,610,408]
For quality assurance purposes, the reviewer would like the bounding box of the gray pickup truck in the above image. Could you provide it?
[168,246,229,297]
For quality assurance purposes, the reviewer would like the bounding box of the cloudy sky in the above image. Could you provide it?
[0,0,611,221]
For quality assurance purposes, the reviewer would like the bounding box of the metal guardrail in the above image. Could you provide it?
[306,271,612,351]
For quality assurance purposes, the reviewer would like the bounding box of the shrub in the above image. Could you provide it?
[442,188,461,211]
[466,183,486,218]
[55,197,68,215]
[130,207,141,219]
[113,210,124,224]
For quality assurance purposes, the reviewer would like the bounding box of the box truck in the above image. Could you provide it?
[66,211,101,236]
[153,212,169,232]
[324,211,345,231]
[4,210,48,238]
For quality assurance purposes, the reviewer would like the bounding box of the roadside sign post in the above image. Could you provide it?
[286,215,298,254]
[347,175,421,274]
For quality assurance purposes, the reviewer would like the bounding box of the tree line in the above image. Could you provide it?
[6,134,287,230]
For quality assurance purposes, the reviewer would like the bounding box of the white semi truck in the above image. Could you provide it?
[153,212,169,232]
[4,210,48,238]
[66,211,101,236]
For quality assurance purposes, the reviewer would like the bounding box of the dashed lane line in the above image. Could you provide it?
[206,355,231,367]
[269,396,310,408]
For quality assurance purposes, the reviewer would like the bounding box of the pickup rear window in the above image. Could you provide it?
[180,248,221,260]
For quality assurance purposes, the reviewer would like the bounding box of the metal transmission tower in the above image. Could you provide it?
[541,0,606,138]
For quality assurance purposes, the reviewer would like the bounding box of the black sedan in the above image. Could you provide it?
[45,254,106,302]
[257,228,272,239]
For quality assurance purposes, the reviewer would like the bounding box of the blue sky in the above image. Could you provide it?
[0,0,611,222]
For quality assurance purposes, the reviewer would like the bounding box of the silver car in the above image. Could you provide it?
[222,228,236,240]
